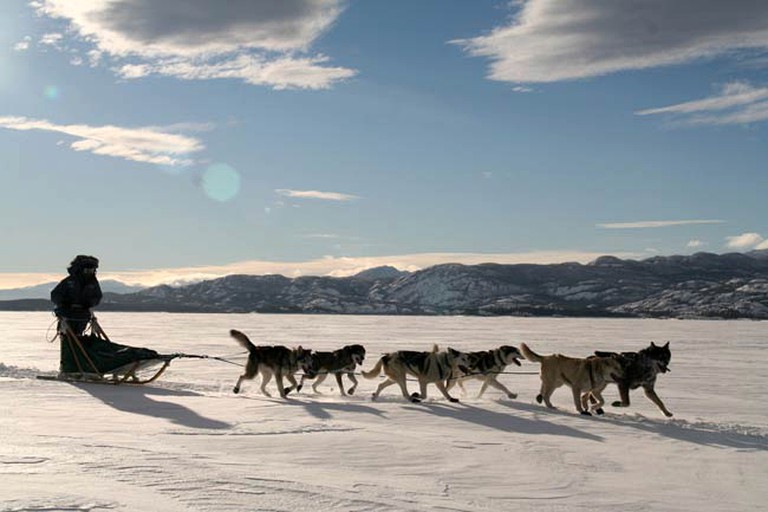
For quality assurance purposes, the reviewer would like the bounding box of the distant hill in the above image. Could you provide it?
[2,255,767,319]
[0,280,144,301]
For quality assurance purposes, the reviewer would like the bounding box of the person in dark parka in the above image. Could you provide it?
[50,255,102,336]
[51,255,159,374]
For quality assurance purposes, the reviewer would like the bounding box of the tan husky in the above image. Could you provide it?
[520,343,622,416]
[362,345,470,403]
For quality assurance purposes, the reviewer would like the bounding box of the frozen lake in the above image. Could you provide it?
[1,312,767,511]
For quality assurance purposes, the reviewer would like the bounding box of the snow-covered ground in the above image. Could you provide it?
[1,312,766,511]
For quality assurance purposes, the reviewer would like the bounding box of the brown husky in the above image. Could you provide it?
[520,343,622,416]
[230,329,314,398]
[297,344,366,396]
[362,345,470,403]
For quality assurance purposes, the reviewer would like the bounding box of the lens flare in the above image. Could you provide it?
[202,163,240,202]
[44,85,59,100]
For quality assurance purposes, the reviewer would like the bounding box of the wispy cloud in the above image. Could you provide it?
[453,0,768,85]
[597,220,725,229]
[276,189,359,201]
[0,116,204,166]
[637,81,768,125]
[686,240,705,248]
[725,232,765,249]
[31,0,356,89]
[0,250,643,289]
[13,36,31,51]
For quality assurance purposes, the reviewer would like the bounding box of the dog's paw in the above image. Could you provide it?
[370,393,378,401]
[664,411,674,418]
[507,393,518,399]
[595,408,605,415]
[611,400,627,407]
[347,387,356,395]
[295,384,303,392]
[580,410,592,416]
[535,394,543,404]
[449,397,459,403]
[232,387,240,394]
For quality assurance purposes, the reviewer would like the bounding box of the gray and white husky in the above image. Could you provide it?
[230,329,314,398]
[362,345,469,403]
[446,345,523,399]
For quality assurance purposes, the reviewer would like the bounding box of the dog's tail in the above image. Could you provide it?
[520,343,543,363]
[362,356,385,379]
[230,329,257,353]
[431,344,440,353]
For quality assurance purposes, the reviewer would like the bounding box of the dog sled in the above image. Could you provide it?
[38,316,189,385]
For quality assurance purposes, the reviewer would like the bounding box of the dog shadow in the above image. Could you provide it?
[407,400,604,442]
[75,383,232,431]
[597,412,768,451]
[281,395,389,421]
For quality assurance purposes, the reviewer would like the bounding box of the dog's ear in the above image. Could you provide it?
[663,341,669,348]
[650,341,657,348]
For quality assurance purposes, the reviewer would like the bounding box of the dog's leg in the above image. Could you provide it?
[276,373,288,398]
[485,376,517,399]
[371,378,396,400]
[283,373,299,396]
[312,373,328,394]
[435,380,459,403]
[332,372,346,396]
[611,383,631,408]
[572,387,591,416]
[233,374,245,394]
[417,379,429,401]
[587,390,606,415]
[642,385,673,417]
[260,371,274,397]
[537,382,557,409]
[346,373,359,395]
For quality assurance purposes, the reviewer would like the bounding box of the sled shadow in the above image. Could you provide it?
[76,383,232,430]
[408,401,603,442]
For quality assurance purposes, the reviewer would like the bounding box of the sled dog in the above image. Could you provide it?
[446,345,523,399]
[230,329,314,398]
[520,343,622,415]
[362,345,470,403]
[593,341,673,417]
[297,344,366,396]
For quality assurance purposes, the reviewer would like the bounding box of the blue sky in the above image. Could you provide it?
[1,0,768,288]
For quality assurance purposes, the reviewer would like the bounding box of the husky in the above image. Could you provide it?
[446,345,523,399]
[230,329,315,398]
[362,345,470,403]
[520,343,622,416]
[297,344,366,396]
[593,342,673,417]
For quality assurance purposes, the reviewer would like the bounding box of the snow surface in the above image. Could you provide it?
[1,312,766,511]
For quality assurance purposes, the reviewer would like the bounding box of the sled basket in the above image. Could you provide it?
[50,316,179,385]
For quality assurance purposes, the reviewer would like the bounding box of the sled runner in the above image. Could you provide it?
[42,316,180,385]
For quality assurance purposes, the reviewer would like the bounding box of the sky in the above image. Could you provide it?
[1,0,768,289]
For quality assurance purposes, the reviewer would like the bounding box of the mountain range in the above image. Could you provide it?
[2,252,767,319]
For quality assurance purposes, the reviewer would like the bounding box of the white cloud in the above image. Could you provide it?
[686,240,704,248]
[0,250,643,289]
[725,232,765,249]
[597,220,724,229]
[453,0,768,84]
[0,116,204,166]
[31,0,355,89]
[276,189,359,201]
[756,240,768,250]
[637,81,768,125]
[39,32,63,47]
[13,37,32,51]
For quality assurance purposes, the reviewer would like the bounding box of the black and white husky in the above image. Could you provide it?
[230,329,314,398]
[362,345,469,403]
[446,345,523,399]
[297,344,366,396]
